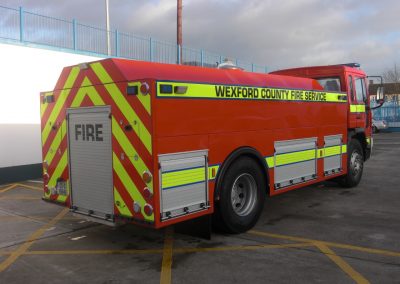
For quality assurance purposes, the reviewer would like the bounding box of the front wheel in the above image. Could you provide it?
[213,157,265,233]
[339,139,364,188]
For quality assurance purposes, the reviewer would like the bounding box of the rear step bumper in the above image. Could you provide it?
[71,211,116,227]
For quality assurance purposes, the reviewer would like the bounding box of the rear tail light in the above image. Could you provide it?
[43,173,49,184]
[133,201,141,213]
[144,204,153,216]
[140,82,150,95]
[142,171,152,184]
[143,187,152,199]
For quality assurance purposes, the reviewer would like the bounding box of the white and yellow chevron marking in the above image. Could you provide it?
[128,82,151,115]
[113,152,154,222]
[42,67,80,146]
[114,187,133,217]
[91,62,152,154]
[112,118,153,193]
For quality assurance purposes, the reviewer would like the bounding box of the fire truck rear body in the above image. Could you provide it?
[40,59,371,231]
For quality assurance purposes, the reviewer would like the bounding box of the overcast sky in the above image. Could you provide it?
[1,0,400,74]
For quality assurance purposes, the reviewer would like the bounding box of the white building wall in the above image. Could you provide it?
[0,43,104,168]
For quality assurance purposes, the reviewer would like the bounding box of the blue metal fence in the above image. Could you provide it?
[372,97,400,130]
[0,4,268,72]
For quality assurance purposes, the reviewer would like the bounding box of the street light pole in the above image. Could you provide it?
[177,0,182,64]
[105,0,111,56]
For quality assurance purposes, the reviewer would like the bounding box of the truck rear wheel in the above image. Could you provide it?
[213,157,265,233]
[339,139,364,188]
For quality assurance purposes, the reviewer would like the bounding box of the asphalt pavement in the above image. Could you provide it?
[0,132,399,284]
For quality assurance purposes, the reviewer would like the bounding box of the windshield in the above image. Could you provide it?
[316,77,341,92]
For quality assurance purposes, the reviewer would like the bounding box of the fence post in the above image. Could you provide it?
[251,63,254,72]
[115,29,119,57]
[72,19,77,50]
[219,55,222,65]
[19,6,24,42]
[200,50,204,67]
[265,66,268,73]
[149,37,153,62]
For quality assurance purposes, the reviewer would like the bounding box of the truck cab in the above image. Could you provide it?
[270,63,372,161]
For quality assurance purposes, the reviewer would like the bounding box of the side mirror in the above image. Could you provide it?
[376,86,385,102]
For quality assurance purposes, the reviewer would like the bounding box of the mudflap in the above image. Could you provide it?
[174,214,212,240]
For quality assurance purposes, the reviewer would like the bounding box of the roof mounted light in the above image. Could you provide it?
[342,63,360,68]
[79,62,90,70]
[217,59,243,70]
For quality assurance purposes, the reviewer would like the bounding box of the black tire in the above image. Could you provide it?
[339,139,364,188]
[213,156,265,233]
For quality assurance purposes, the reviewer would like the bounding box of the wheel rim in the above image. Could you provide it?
[230,173,258,216]
[350,150,363,177]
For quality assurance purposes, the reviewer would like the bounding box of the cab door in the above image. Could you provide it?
[353,76,367,128]
[347,75,358,128]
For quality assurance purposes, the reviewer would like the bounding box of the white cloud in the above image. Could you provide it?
[1,0,399,74]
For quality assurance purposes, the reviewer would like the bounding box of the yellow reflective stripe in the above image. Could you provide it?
[266,157,274,168]
[275,149,316,167]
[40,92,53,117]
[48,151,67,188]
[114,187,133,217]
[350,104,366,113]
[44,77,105,166]
[324,145,342,157]
[265,144,347,168]
[162,167,205,189]
[128,82,151,115]
[112,117,153,192]
[317,149,324,158]
[42,67,80,146]
[157,81,347,103]
[208,165,220,180]
[113,152,153,221]
[71,77,105,107]
[91,62,152,154]
[366,137,371,145]
[44,120,65,166]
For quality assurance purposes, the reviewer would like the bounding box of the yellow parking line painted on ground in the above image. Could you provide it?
[25,249,164,255]
[249,230,400,258]
[173,242,313,253]
[0,196,38,201]
[0,184,17,193]
[160,227,174,284]
[0,216,78,221]
[16,242,312,257]
[16,183,43,192]
[315,242,370,284]
[0,207,68,273]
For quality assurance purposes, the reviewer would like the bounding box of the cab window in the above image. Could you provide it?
[354,77,366,102]
[348,75,354,101]
[316,77,341,92]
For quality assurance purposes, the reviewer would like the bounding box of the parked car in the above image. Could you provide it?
[372,119,388,133]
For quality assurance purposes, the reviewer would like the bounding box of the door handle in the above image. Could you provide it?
[356,115,362,119]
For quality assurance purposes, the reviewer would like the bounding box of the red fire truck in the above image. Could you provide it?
[40,59,382,233]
